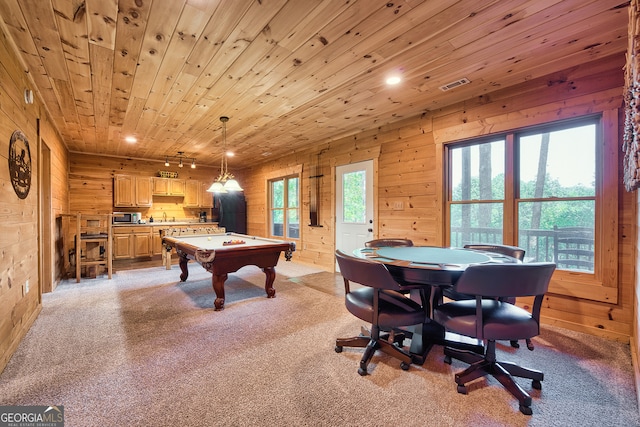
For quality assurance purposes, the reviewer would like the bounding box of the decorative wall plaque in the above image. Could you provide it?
[8,130,32,199]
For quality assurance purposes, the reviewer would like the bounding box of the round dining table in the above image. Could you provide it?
[352,245,519,364]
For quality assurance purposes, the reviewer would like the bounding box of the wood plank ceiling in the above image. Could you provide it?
[0,0,630,169]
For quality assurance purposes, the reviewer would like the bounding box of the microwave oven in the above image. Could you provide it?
[113,212,142,224]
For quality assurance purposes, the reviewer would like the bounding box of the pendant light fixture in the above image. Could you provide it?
[207,116,243,193]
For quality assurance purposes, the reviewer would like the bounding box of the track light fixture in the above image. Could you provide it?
[163,151,196,169]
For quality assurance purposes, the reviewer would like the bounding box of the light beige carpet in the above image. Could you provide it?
[0,262,638,426]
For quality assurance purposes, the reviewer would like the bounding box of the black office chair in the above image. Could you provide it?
[443,244,527,350]
[363,239,415,338]
[334,250,425,375]
[365,238,414,248]
[433,262,556,415]
[443,244,525,301]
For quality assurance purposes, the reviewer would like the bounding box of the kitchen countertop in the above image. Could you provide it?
[113,221,220,227]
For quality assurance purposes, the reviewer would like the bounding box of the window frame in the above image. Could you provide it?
[268,174,300,240]
[444,113,618,304]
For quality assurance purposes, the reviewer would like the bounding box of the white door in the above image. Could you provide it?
[336,160,374,262]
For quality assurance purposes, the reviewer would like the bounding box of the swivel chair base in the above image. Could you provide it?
[335,331,412,375]
[446,345,543,415]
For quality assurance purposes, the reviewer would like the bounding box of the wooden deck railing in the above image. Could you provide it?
[451,227,591,271]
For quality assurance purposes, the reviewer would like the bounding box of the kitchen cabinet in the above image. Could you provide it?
[153,177,185,196]
[114,175,152,207]
[113,226,152,259]
[114,175,134,207]
[152,230,164,255]
[133,231,152,257]
[200,182,213,208]
[113,233,133,259]
[184,180,214,208]
[136,177,153,206]
[184,180,200,207]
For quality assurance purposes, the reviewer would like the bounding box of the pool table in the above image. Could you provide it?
[162,232,295,310]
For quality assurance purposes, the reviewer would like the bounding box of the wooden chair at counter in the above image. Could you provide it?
[75,213,112,282]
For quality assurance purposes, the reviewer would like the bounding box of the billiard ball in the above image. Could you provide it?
[207,237,211,241]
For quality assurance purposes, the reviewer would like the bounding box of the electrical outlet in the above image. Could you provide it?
[392,201,404,210]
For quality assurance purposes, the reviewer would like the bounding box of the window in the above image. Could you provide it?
[449,139,505,246]
[342,169,367,224]
[269,176,299,239]
[446,115,618,303]
[517,124,595,272]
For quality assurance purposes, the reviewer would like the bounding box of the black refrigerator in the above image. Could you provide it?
[213,193,247,234]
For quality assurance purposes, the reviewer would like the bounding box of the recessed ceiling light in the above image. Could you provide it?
[125,136,137,143]
[226,151,235,157]
[386,76,402,85]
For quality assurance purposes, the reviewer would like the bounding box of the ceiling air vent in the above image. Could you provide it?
[439,77,471,92]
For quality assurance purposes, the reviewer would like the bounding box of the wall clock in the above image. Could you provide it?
[8,130,32,199]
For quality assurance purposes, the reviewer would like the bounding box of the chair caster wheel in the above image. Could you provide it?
[510,340,520,348]
[400,362,410,371]
[519,404,533,415]
[456,385,468,394]
[334,345,343,353]
[532,379,542,390]
[357,367,367,376]
[444,355,452,365]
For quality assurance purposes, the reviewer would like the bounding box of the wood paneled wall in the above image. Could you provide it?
[0,20,68,372]
[242,54,636,344]
[68,154,221,219]
[46,123,69,288]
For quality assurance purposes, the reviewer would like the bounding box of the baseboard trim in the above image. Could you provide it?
[540,316,630,343]
[0,303,42,374]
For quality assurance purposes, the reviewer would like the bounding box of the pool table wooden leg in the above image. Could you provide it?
[164,245,172,270]
[262,267,276,298]
[178,254,189,282]
[212,273,227,310]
